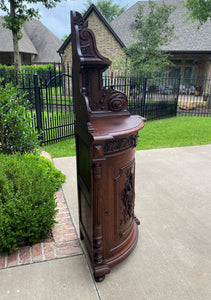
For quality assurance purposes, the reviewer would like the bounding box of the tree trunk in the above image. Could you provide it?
[10,0,20,72]
[13,31,20,73]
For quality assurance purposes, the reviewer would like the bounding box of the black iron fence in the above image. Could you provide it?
[103,71,211,119]
[33,65,74,144]
[1,65,210,144]
[1,64,74,145]
[176,77,211,116]
[103,71,180,120]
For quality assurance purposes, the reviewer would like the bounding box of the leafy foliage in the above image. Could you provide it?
[0,0,63,69]
[125,0,176,75]
[83,0,127,22]
[182,0,211,27]
[0,0,62,37]
[0,153,66,254]
[61,34,69,42]
[0,64,61,88]
[0,82,40,154]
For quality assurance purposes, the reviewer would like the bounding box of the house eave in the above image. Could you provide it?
[168,50,211,55]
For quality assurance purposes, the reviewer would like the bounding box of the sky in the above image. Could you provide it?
[0,0,143,40]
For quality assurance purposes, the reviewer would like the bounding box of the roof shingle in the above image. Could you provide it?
[0,17,62,63]
[110,0,211,53]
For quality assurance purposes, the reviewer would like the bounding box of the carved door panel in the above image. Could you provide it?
[114,158,135,239]
[102,148,136,258]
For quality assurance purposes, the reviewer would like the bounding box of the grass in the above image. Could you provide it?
[42,137,76,158]
[28,110,75,143]
[137,116,211,150]
[41,116,211,158]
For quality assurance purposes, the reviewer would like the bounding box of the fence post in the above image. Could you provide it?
[34,73,43,143]
[207,94,211,110]
[72,65,76,114]
[141,76,147,117]
[175,74,181,116]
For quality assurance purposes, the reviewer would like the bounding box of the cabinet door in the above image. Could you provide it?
[102,148,137,259]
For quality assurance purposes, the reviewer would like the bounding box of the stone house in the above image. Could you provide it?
[57,4,125,69]
[0,17,62,66]
[110,0,211,83]
[59,1,211,86]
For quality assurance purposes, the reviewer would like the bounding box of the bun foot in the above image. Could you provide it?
[134,215,140,225]
[95,275,105,282]
[80,231,84,240]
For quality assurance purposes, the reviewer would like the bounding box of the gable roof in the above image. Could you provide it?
[110,0,211,53]
[0,17,62,63]
[0,17,38,54]
[58,4,126,54]
[23,19,62,63]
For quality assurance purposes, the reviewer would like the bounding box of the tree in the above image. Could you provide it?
[125,0,176,75]
[83,0,127,22]
[0,0,64,72]
[182,0,211,27]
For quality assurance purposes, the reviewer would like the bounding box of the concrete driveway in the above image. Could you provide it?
[0,145,211,300]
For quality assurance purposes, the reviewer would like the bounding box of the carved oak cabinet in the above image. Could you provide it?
[71,11,145,282]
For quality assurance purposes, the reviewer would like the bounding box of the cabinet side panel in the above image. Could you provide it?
[76,134,93,255]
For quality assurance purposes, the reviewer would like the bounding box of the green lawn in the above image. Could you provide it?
[42,116,211,158]
[42,136,76,157]
[137,116,211,150]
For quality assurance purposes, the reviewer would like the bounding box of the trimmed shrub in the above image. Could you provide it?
[0,82,40,154]
[0,64,61,88]
[0,65,16,84]
[0,153,66,254]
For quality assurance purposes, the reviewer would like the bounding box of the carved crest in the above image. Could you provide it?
[108,86,128,112]
[90,86,128,112]
[71,10,130,121]
[72,11,111,64]
[73,11,88,29]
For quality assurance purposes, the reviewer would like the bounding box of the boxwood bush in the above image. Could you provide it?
[0,153,66,254]
[0,64,61,87]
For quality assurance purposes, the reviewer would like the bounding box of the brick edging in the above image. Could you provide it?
[0,153,82,269]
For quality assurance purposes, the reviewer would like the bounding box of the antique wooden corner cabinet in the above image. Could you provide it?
[71,11,145,282]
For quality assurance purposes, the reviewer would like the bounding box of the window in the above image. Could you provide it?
[170,59,182,65]
[184,59,197,64]
[168,66,181,85]
[183,66,196,86]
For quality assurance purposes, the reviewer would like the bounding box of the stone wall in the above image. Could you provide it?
[61,11,125,69]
